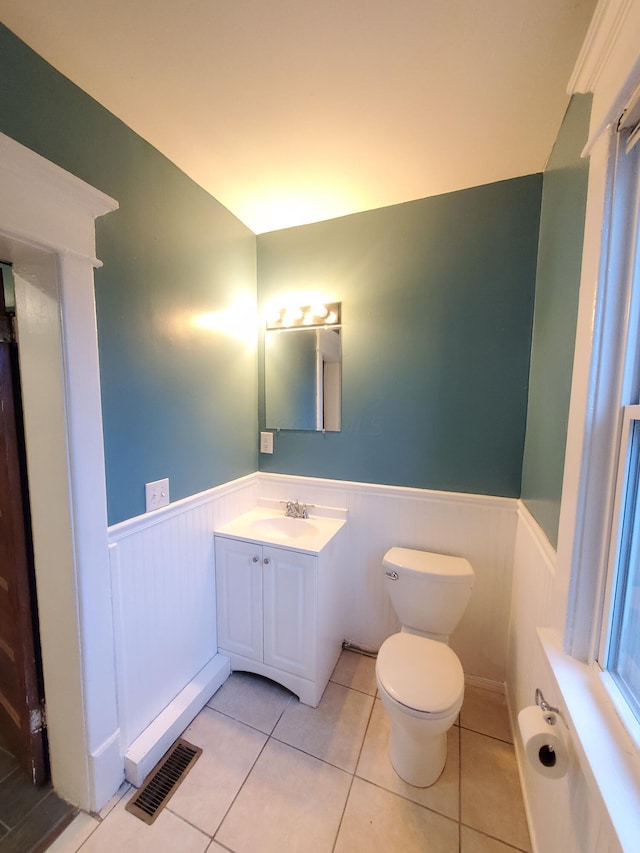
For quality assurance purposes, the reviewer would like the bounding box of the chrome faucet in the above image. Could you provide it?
[283,499,312,519]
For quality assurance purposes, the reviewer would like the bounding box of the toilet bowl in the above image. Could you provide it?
[376,631,464,786]
[376,547,474,787]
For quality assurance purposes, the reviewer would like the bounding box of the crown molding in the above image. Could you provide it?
[569,0,635,94]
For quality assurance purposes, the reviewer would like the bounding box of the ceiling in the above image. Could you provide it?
[0,0,596,234]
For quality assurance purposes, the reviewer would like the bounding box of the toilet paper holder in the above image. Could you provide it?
[535,687,560,723]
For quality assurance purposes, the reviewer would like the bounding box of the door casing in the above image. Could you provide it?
[0,131,119,810]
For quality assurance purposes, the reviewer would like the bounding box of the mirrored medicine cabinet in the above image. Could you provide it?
[264,304,342,432]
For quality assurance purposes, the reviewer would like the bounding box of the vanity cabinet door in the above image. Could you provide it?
[262,546,316,679]
[215,537,263,662]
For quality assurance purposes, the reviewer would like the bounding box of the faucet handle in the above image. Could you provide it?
[280,500,296,517]
[279,499,314,518]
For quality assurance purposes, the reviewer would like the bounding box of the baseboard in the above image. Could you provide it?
[89,730,124,812]
[124,654,230,787]
[505,681,538,853]
[464,673,505,693]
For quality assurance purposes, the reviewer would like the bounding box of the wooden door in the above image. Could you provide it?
[0,268,47,784]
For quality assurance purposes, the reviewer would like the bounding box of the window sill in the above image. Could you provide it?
[538,628,640,852]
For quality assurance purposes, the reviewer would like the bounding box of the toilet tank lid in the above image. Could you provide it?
[383,547,474,582]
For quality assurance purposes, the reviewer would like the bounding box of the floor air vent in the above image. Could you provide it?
[125,738,202,825]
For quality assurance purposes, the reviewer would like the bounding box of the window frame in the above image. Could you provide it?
[563,124,640,666]
[600,405,640,751]
[567,120,640,746]
[596,136,640,742]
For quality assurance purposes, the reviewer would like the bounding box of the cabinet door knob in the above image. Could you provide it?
[263,557,271,565]
[252,555,260,563]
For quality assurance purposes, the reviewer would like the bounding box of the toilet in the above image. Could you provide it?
[375,546,475,787]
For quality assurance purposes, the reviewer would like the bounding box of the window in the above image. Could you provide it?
[598,120,640,738]
[606,408,640,725]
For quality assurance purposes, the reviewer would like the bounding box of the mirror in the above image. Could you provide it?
[265,327,341,431]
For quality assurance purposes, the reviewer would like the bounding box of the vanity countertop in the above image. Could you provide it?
[214,504,346,554]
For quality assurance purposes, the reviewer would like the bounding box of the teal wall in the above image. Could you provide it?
[521,95,592,546]
[1,23,585,522]
[257,176,542,496]
[0,24,258,524]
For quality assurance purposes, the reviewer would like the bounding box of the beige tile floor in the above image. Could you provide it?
[47,651,531,853]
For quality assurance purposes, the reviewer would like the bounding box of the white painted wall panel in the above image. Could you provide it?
[507,504,621,853]
[259,473,517,684]
[108,475,257,749]
[109,470,519,759]
[110,503,217,746]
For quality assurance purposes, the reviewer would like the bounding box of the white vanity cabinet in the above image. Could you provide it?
[214,538,315,680]
[213,507,347,707]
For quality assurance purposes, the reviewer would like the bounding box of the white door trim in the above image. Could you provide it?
[0,131,120,810]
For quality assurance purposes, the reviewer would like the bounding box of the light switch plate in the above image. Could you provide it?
[145,478,170,512]
[260,431,274,454]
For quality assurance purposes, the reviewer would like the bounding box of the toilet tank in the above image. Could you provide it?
[382,547,474,636]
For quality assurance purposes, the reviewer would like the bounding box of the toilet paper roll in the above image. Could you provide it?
[517,705,568,780]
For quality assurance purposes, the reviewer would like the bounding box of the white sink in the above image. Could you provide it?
[215,506,346,553]
[247,516,320,540]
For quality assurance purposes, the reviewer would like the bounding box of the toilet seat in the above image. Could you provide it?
[377,633,463,715]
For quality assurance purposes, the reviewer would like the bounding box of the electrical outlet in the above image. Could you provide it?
[260,431,274,454]
[145,478,170,512]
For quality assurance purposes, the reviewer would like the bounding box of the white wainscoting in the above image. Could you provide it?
[105,473,629,846]
[507,503,620,853]
[107,474,258,772]
[258,473,517,686]
[108,470,520,776]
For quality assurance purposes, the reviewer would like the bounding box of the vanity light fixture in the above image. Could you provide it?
[266,301,341,330]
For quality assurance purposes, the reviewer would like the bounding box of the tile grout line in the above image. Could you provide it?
[458,722,513,745]
[347,772,463,830]
[75,692,295,853]
[204,692,294,849]
[0,783,53,833]
[267,733,369,776]
[75,780,134,851]
[207,839,234,853]
[329,684,377,853]
[328,676,378,700]
[67,662,528,852]
[459,820,529,853]
[457,718,462,852]
[208,730,271,845]
[161,805,218,844]
[75,811,103,850]
[458,722,531,851]
[79,661,376,851]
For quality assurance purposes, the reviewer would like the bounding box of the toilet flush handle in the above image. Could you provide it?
[385,570,399,580]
